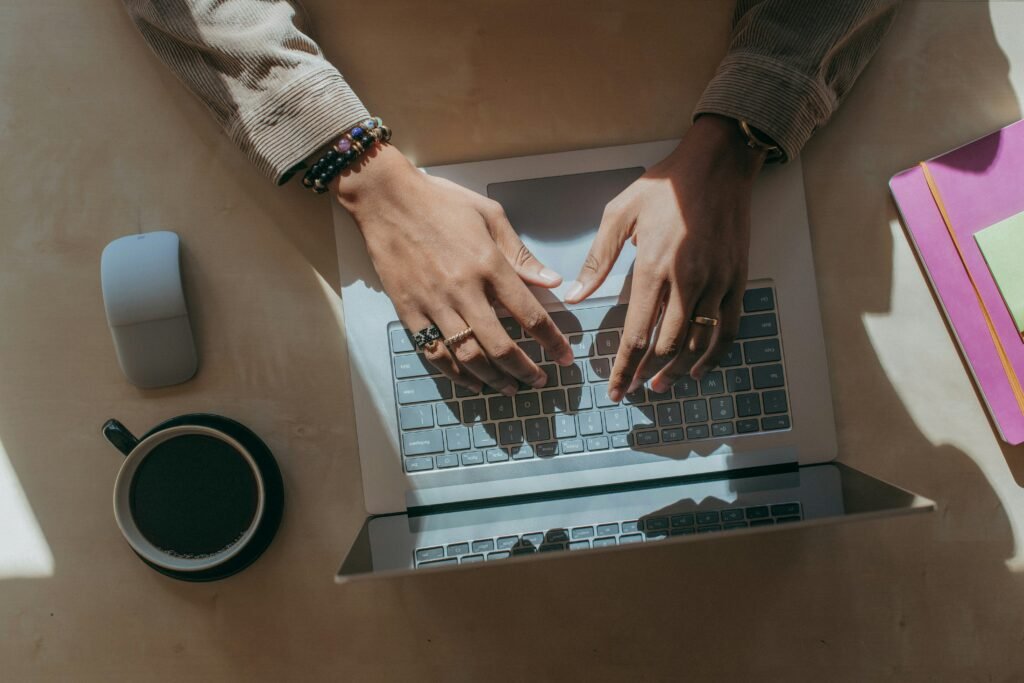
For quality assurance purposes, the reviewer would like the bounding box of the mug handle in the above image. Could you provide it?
[102,419,139,457]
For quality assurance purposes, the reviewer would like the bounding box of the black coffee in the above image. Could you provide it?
[129,434,259,558]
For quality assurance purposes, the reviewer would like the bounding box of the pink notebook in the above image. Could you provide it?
[890,120,1024,445]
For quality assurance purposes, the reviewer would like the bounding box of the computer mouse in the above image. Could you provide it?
[101,231,198,388]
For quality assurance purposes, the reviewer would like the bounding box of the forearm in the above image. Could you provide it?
[695,0,901,161]
[122,0,369,183]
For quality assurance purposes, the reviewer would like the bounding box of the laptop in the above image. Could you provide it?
[331,140,933,580]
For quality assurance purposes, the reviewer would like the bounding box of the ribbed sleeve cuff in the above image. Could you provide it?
[228,67,371,185]
[693,52,836,162]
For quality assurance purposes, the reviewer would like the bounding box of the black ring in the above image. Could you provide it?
[413,324,442,350]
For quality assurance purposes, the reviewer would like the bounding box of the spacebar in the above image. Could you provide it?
[548,304,628,332]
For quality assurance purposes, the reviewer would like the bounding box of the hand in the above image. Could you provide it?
[564,114,765,402]
[335,145,574,396]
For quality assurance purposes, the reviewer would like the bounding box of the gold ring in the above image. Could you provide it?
[443,327,474,348]
[692,315,719,327]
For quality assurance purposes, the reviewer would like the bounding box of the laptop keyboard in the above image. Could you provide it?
[413,501,803,568]
[391,286,791,474]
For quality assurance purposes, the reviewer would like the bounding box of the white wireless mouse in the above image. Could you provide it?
[100,231,198,388]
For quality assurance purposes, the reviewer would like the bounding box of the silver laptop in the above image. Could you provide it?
[332,140,933,581]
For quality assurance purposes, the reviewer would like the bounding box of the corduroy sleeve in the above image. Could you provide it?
[695,0,900,161]
[122,0,370,184]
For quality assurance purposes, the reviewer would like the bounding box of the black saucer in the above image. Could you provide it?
[134,414,284,582]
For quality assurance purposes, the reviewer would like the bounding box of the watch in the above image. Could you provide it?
[738,119,785,163]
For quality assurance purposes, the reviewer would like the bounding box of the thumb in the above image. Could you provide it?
[488,209,563,288]
[564,204,630,304]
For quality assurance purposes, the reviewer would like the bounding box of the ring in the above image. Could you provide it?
[413,324,443,351]
[443,327,474,349]
[691,315,720,327]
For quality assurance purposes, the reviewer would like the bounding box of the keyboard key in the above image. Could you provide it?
[628,404,656,428]
[445,426,471,451]
[399,405,433,430]
[711,422,733,437]
[736,419,760,433]
[522,533,544,547]
[512,546,535,556]
[744,338,782,364]
[487,551,511,560]
[735,393,762,417]
[587,436,610,451]
[578,412,602,436]
[403,430,443,456]
[496,536,519,550]
[485,448,509,463]
[699,371,725,395]
[472,539,496,553]
[569,540,591,551]
[635,430,659,445]
[623,386,646,404]
[525,417,551,442]
[461,451,484,466]
[516,393,541,417]
[560,362,585,386]
[536,442,558,457]
[593,537,617,548]
[725,368,751,393]
[586,358,612,382]
[670,513,695,527]
[721,509,744,522]
[460,554,485,564]
[776,516,801,524]
[498,421,524,445]
[489,396,514,421]
[546,529,570,543]
[571,526,595,539]
[540,364,559,387]
[568,333,593,358]
[762,390,788,414]
[501,319,522,339]
[709,396,734,421]
[657,402,683,426]
[645,530,669,540]
[745,506,770,520]
[415,546,444,562]
[662,427,684,442]
[603,408,630,432]
[611,433,631,449]
[621,521,639,533]
[390,328,416,354]
[393,353,438,380]
[436,453,459,469]
[696,511,720,525]
[405,456,434,472]
[595,330,619,356]
[771,503,801,516]
[553,414,576,439]
[673,376,698,398]
[567,386,593,411]
[743,287,775,312]
[550,304,627,332]
[561,438,584,454]
[462,398,487,422]
[472,423,498,448]
[455,383,480,398]
[643,516,669,531]
[718,342,742,367]
[597,523,620,536]
[749,519,774,527]
[697,525,722,533]
[396,377,452,404]
[435,402,460,426]
[539,543,566,553]
[671,528,696,536]
[620,533,643,544]
[541,390,568,414]
[686,425,710,440]
[512,443,535,460]
[648,386,672,402]
[683,399,709,423]
[737,313,778,339]
[723,522,748,530]
[447,542,469,556]
[761,415,791,431]
[518,339,542,362]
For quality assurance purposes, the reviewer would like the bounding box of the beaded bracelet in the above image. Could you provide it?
[302,116,393,194]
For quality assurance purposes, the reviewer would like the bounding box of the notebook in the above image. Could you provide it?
[890,120,1024,445]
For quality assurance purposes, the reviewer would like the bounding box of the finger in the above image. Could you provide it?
[564,199,633,304]
[487,208,562,288]
[489,268,573,368]
[461,294,552,391]
[401,311,481,394]
[432,308,518,396]
[691,286,743,377]
[607,271,665,403]
[677,292,725,380]
[642,287,698,395]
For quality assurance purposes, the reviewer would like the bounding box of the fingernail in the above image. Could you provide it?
[538,267,562,285]
[558,350,575,366]
[501,384,517,397]
[608,387,622,403]
[531,372,547,389]
[564,281,583,301]
[649,379,666,394]
[626,378,642,394]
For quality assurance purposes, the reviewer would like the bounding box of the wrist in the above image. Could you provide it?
[333,144,418,215]
[681,114,766,181]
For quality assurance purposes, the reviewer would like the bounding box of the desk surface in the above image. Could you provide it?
[2,2,1024,680]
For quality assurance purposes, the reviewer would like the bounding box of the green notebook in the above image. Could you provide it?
[975,212,1024,334]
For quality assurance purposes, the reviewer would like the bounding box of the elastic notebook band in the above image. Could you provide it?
[919,161,1024,415]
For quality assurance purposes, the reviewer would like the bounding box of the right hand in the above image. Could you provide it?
[334,144,574,396]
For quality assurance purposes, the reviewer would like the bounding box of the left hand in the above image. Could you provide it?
[564,114,766,402]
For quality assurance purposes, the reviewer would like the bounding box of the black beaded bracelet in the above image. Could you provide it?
[302,116,393,194]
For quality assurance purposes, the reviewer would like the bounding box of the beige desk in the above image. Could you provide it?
[3,1,1024,680]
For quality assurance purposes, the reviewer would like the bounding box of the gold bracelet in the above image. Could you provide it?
[738,119,785,163]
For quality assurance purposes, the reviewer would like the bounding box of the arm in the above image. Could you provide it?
[568,1,900,402]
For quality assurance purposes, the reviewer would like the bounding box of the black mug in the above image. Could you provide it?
[102,414,284,582]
